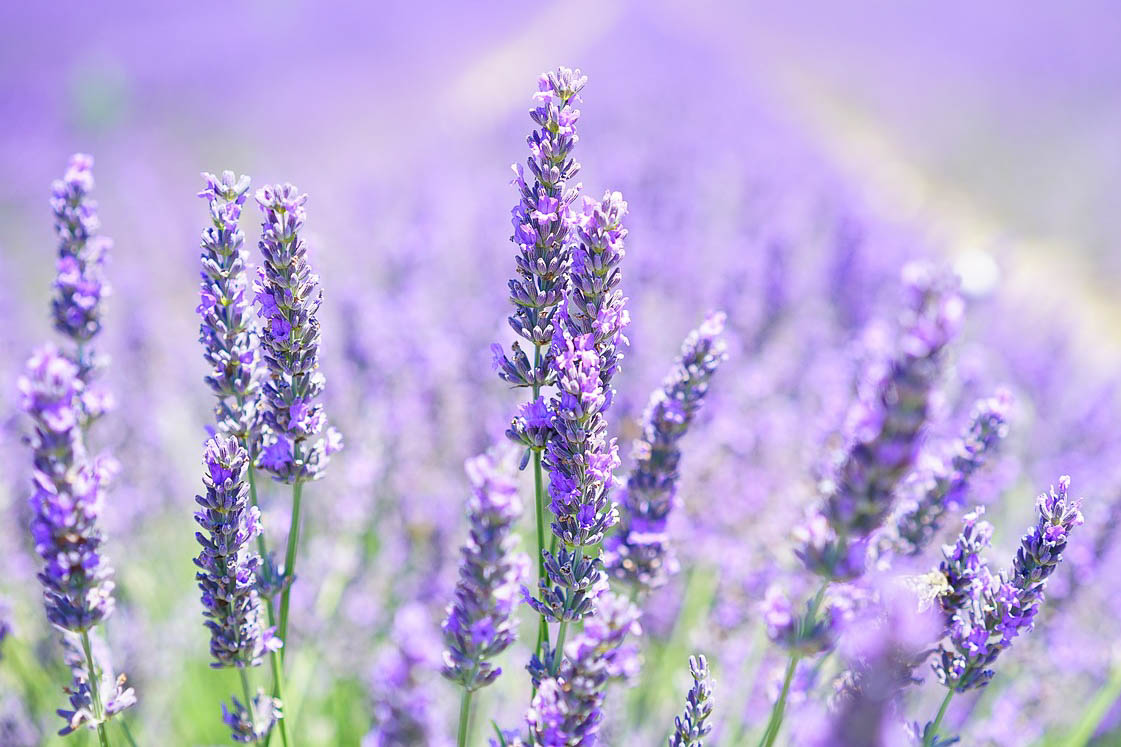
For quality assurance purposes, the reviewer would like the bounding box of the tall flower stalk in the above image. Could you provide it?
[22,348,133,745]
[762,264,963,747]
[441,452,529,747]
[194,435,281,744]
[920,477,1082,745]
[196,171,289,745]
[22,155,133,746]
[523,593,641,746]
[252,182,341,740]
[878,391,1010,560]
[605,312,727,596]
[495,67,587,659]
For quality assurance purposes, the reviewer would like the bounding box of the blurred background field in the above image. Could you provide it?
[2,2,1120,745]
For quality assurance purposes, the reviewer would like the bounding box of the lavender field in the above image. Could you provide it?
[3,3,1121,746]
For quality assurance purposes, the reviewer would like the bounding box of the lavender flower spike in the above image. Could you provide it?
[605,312,727,593]
[565,190,630,402]
[798,263,963,580]
[493,67,586,389]
[198,171,260,448]
[253,183,342,483]
[49,154,112,363]
[882,391,1011,559]
[526,332,617,625]
[194,435,279,669]
[934,477,1083,694]
[442,452,530,691]
[223,691,282,744]
[22,346,116,632]
[669,655,715,747]
[526,593,642,746]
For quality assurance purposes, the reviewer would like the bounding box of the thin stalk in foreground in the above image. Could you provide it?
[81,631,111,747]
[277,480,304,655]
[759,654,800,747]
[249,466,290,747]
[532,344,550,661]
[758,582,828,747]
[239,669,261,746]
[457,690,474,747]
[924,690,954,747]
[119,720,138,747]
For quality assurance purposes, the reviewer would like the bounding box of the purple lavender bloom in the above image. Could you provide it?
[56,632,137,736]
[49,154,112,359]
[544,331,620,549]
[441,452,529,691]
[761,583,854,657]
[526,332,617,624]
[253,183,342,483]
[21,346,116,632]
[604,312,727,593]
[798,263,964,580]
[565,191,630,403]
[525,593,642,746]
[881,391,1011,559]
[934,477,1083,693]
[194,435,279,669]
[668,654,715,747]
[198,171,261,447]
[936,507,993,622]
[493,67,586,390]
[222,691,282,744]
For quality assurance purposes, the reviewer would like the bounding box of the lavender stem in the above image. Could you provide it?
[81,631,111,747]
[759,582,826,747]
[924,690,954,747]
[120,720,138,747]
[247,466,290,747]
[277,480,304,655]
[456,689,473,747]
[759,654,798,747]
[239,669,261,746]
[532,345,550,661]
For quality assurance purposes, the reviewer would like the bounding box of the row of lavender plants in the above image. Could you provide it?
[1,66,1117,746]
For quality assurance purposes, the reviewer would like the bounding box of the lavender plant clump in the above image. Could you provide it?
[4,43,1117,747]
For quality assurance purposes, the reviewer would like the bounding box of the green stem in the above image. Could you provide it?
[120,719,138,747]
[239,668,261,746]
[924,690,954,747]
[277,480,304,654]
[531,343,550,674]
[550,546,583,675]
[247,466,271,566]
[81,631,111,747]
[250,467,291,747]
[759,654,799,747]
[758,582,828,747]
[457,689,474,747]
